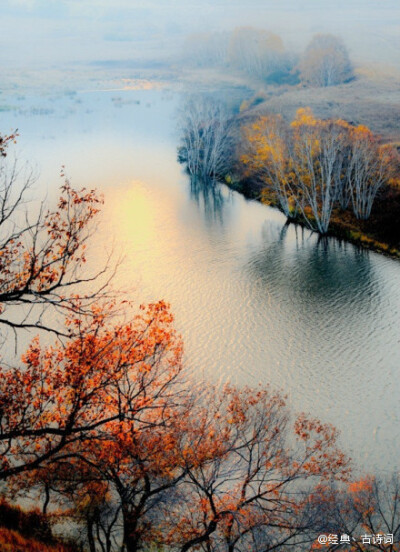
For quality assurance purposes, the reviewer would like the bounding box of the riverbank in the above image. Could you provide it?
[225,175,400,259]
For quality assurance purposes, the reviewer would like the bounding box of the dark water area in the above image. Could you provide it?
[1,86,399,474]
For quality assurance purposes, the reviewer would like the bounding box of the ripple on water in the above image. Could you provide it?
[4,90,399,474]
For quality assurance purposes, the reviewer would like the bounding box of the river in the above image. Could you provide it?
[1,86,400,473]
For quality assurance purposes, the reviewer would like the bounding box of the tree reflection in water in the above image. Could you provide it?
[247,219,379,319]
[189,176,228,225]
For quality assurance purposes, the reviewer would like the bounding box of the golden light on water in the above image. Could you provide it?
[102,180,184,301]
[110,182,155,248]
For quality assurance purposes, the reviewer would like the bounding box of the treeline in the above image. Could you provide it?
[178,96,400,248]
[241,108,398,234]
[180,28,353,87]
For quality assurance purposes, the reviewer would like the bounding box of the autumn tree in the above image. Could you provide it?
[344,474,400,551]
[11,382,352,552]
[309,474,400,551]
[1,285,187,550]
[0,131,186,550]
[37,403,190,552]
[241,113,298,219]
[299,34,353,87]
[241,109,396,233]
[0,130,362,552]
[43,479,121,552]
[288,109,350,234]
[0,132,143,480]
[51,401,191,551]
[0,134,111,342]
[160,386,349,552]
[242,109,349,233]
[0,294,184,482]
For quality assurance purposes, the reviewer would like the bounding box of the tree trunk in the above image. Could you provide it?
[122,507,141,552]
[87,516,97,552]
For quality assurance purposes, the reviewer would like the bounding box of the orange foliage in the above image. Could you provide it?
[0,299,183,480]
[0,134,109,341]
[0,528,75,552]
[348,476,374,496]
[0,182,102,305]
[0,134,359,551]
[0,131,18,157]
[160,386,350,551]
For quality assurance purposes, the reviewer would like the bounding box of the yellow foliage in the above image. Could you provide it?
[291,107,317,127]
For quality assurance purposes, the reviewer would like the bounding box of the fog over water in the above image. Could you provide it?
[1,0,399,69]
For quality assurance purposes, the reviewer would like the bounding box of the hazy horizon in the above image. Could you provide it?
[1,0,399,70]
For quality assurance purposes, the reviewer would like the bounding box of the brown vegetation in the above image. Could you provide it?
[0,500,77,552]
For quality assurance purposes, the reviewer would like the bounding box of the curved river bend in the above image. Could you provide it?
[3,87,400,472]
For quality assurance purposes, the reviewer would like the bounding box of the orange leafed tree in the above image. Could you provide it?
[0,130,364,552]
[0,299,183,481]
[157,386,350,552]
[0,135,111,340]
[242,109,350,233]
[13,384,351,552]
[37,397,191,552]
[241,113,296,218]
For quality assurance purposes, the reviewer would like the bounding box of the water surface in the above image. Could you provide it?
[2,87,399,472]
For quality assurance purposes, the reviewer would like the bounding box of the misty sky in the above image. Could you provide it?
[1,0,399,68]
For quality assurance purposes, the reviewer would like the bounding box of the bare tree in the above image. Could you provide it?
[161,386,349,552]
[299,34,353,87]
[346,127,396,219]
[289,111,349,234]
[228,27,289,81]
[178,96,233,182]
